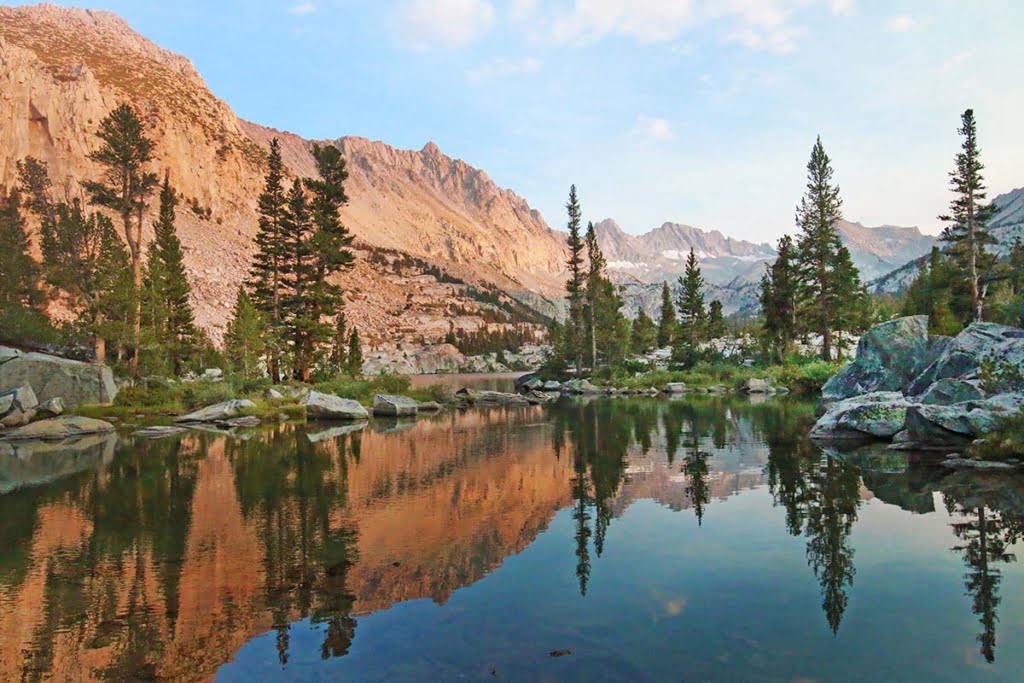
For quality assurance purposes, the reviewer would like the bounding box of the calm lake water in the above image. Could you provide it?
[2,396,1024,682]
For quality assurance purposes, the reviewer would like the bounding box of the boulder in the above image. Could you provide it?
[266,388,285,400]
[542,380,562,392]
[274,385,310,401]
[202,368,224,381]
[919,378,986,405]
[456,389,530,407]
[3,416,115,441]
[563,379,603,394]
[909,323,1024,395]
[521,378,545,391]
[374,394,419,417]
[903,393,1024,446]
[810,392,911,439]
[0,384,39,428]
[303,391,369,420]
[663,382,687,394]
[36,397,65,418]
[219,416,262,428]
[134,426,188,439]
[822,316,941,400]
[0,346,23,364]
[175,399,257,423]
[417,401,444,412]
[707,385,728,394]
[0,349,117,407]
[740,378,772,394]
[524,391,553,405]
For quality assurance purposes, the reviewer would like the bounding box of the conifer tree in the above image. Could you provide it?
[330,313,349,375]
[1008,238,1024,297]
[225,288,268,380]
[794,137,848,362]
[831,245,872,358]
[0,188,42,314]
[630,309,657,354]
[676,248,706,352]
[902,247,964,336]
[346,328,364,377]
[939,109,996,322]
[656,281,677,348]
[249,138,288,381]
[584,220,606,367]
[564,185,586,374]
[280,178,315,378]
[706,300,726,339]
[145,174,197,374]
[760,235,799,362]
[83,103,158,373]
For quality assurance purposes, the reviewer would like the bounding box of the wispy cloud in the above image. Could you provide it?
[396,0,496,50]
[885,15,915,32]
[831,0,855,16]
[466,56,542,83]
[725,25,806,54]
[633,114,674,141]
[288,1,316,16]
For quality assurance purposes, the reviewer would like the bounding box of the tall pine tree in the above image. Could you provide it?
[225,288,268,380]
[144,174,197,375]
[83,104,158,374]
[794,136,847,362]
[346,328,364,377]
[656,281,677,348]
[584,221,605,368]
[939,109,996,322]
[248,138,288,381]
[564,185,586,374]
[631,309,657,354]
[675,248,706,355]
[760,234,799,362]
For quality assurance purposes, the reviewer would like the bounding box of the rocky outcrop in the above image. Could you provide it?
[0,347,117,407]
[813,318,1024,451]
[302,391,369,421]
[457,389,531,407]
[0,385,39,428]
[2,416,115,441]
[373,394,419,417]
[175,399,256,423]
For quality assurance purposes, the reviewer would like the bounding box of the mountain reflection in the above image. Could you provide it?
[0,397,1023,679]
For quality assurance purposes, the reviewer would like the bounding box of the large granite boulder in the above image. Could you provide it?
[919,378,986,405]
[455,389,531,407]
[3,416,115,441]
[902,393,1024,445]
[821,316,942,401]
[909,323,1024,395]
[0,347,117,407]
[373,394,419,417]
[175,399,256,423]
[740,378,773,394]
[0,384,39,428]
[302,391,369,420]
[810,392,911,439]
[563,379,603,394]
[663,382,687,394]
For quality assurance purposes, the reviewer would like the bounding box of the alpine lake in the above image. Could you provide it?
[2,379,1024,682]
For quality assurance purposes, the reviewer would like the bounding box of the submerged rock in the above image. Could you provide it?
[417,401,444,412]
[374,394,419,417]
[175,399,256,423]
[456,388,531,407]
[303,391,369,420]
[3,416,115,441]
[133,425,188,439]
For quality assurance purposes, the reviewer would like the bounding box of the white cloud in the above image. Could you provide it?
[466,56,542,83]
[633,115,674,141]
[830,0,855,15]
[508,0,538,22]
[725,24,806,54]
[885,15,915,32]
[397,0,497,50]
[552,0,698,44]
[288,1,316,16]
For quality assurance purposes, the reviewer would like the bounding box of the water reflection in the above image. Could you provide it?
[0,397,1022,680]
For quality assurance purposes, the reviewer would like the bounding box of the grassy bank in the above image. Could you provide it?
[611,360,843,395]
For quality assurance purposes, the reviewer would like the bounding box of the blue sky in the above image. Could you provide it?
[28,0,1024,243]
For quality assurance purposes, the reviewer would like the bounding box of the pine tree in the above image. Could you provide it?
[676,248,706,353]
[144,174,197,375]
[902,247,965,336]
[225,288,268,380]
[248,138,288,381]
[346,328,364,377]
[760,234,799,362]
[831,245,872,358]
[280,178,316,378]
[1008,238,1024,297]
[794,136,847,362]
[330,312,348,375]
[630,309,657,355]
[939,109,997,323]
[656,281,677,348]
[584,220,606,368]
[83,104,158,373]
[0,188,42,313]
[564,185,586,374]
[707,300,726,339]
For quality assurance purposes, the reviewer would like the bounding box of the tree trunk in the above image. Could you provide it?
[94,333,106,365]
[589,300,597,370]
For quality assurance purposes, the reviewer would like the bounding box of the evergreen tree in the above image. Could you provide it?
[0,188,42,313]
[224,288,268,380]
[248,138,288,382]
[1008,238,1024,297]
[584,220,606,367]
[83,103,158,373]
[346,328,364,377]
[706,300,726,339]
[793,137,853,362]
[939,109,996,323]
[330,313,349,375]
[902,247,965,335]
[280,178,316,378]
[144,174,197,375]
[656,281,677,348]
[630,309,657,355]
[564,185,586,374]
[831,245,872,358]
[760,234,799,362]
[675,248,706,355]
